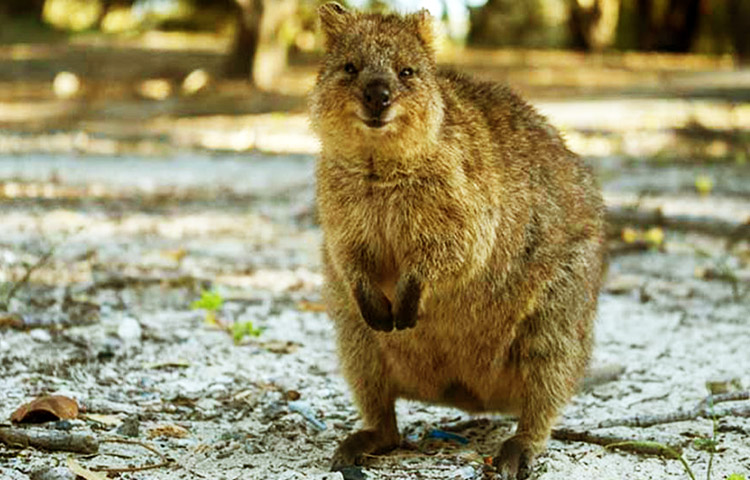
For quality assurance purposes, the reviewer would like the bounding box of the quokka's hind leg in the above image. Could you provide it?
[494,359,578,479]
[494,307,593,479]
[330,314,400,474]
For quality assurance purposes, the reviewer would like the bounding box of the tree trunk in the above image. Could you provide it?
[728,0,750,63]
[635,0,701,52]
[567,0,621,51]
[0,0,45,16]
[659,0,701,52]
[634,0,656,50]
[224,0,263,81]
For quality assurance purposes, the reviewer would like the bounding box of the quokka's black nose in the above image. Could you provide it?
[363,81,391,117]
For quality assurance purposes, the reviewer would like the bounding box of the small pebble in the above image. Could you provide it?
[31,466,76,480]
[118,415,140,437]
[29,329,52,342]
[455,465,477,479]
[54,420,74,431]
[118,317,142,343]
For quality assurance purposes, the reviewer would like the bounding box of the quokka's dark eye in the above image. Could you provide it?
[399,67,414,78]
[344,63,358,75]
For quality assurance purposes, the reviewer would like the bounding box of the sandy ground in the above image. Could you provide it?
[0,148,748,480]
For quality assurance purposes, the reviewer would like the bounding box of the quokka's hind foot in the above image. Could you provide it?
[493,434,536,480]
[330,428,400,478]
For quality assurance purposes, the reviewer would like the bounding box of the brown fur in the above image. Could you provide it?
[310,3,606,479]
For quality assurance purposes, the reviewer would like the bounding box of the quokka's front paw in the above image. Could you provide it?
[393,274,421,330]
[354,281,393,331]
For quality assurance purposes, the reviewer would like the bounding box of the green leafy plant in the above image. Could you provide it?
[191,290,263,343]
[231,320,263,344]
[191,289,224,325]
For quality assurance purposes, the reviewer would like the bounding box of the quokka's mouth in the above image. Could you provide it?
[364,118,389,128]
[357,109,396,130]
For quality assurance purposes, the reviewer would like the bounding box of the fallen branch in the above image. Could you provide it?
[551,427,684,455]
[0,426,98,454]
[606,206,750,241]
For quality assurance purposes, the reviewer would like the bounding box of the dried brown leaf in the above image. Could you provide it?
[297,300,326,312]
[147,424,189,439]
[67,457,109,480]
[11,395,79,423]
[260,340,301,354]
[0,312,24,329]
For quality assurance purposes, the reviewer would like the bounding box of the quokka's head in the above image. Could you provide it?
[310,2,444,154]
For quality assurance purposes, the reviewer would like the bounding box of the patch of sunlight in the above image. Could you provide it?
[52,72,81,99]
[131,0,195,24]
[137,79,172,100]
[182,69,210,96]
[0,132,123,156]
[267,68,317,97]
[0,102,73,122]
[563,131,620,157]
[116,212,276,241]
[603,192,750,224]
[441,48,735,72]
[199,129,256,152]
[159,114,319,155]
[43,0,103,32]
[68,30,228,52]
[0,182,116,201]
[538,99,750,131]
[100,7,140,33]
[217,268,322,294]
[0,45,56,61]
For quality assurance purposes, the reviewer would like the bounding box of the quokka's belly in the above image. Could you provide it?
[373,304,525,414]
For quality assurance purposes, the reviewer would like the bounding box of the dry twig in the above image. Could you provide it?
[87,437,171,473]
[1,248,55,309]
[695,391,750,410]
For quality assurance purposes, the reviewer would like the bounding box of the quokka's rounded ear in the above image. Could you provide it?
[319,2,350,48]
[410,9,437,51]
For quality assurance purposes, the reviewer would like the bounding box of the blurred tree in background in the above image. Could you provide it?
[727,0,750,62]
[224,0,263,79]
[567,0,621,51]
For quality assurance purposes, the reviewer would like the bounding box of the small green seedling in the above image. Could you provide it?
[727,474,746,480]
[231,320,263,344]
[693,437,718,452]
[191,289,224,325]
